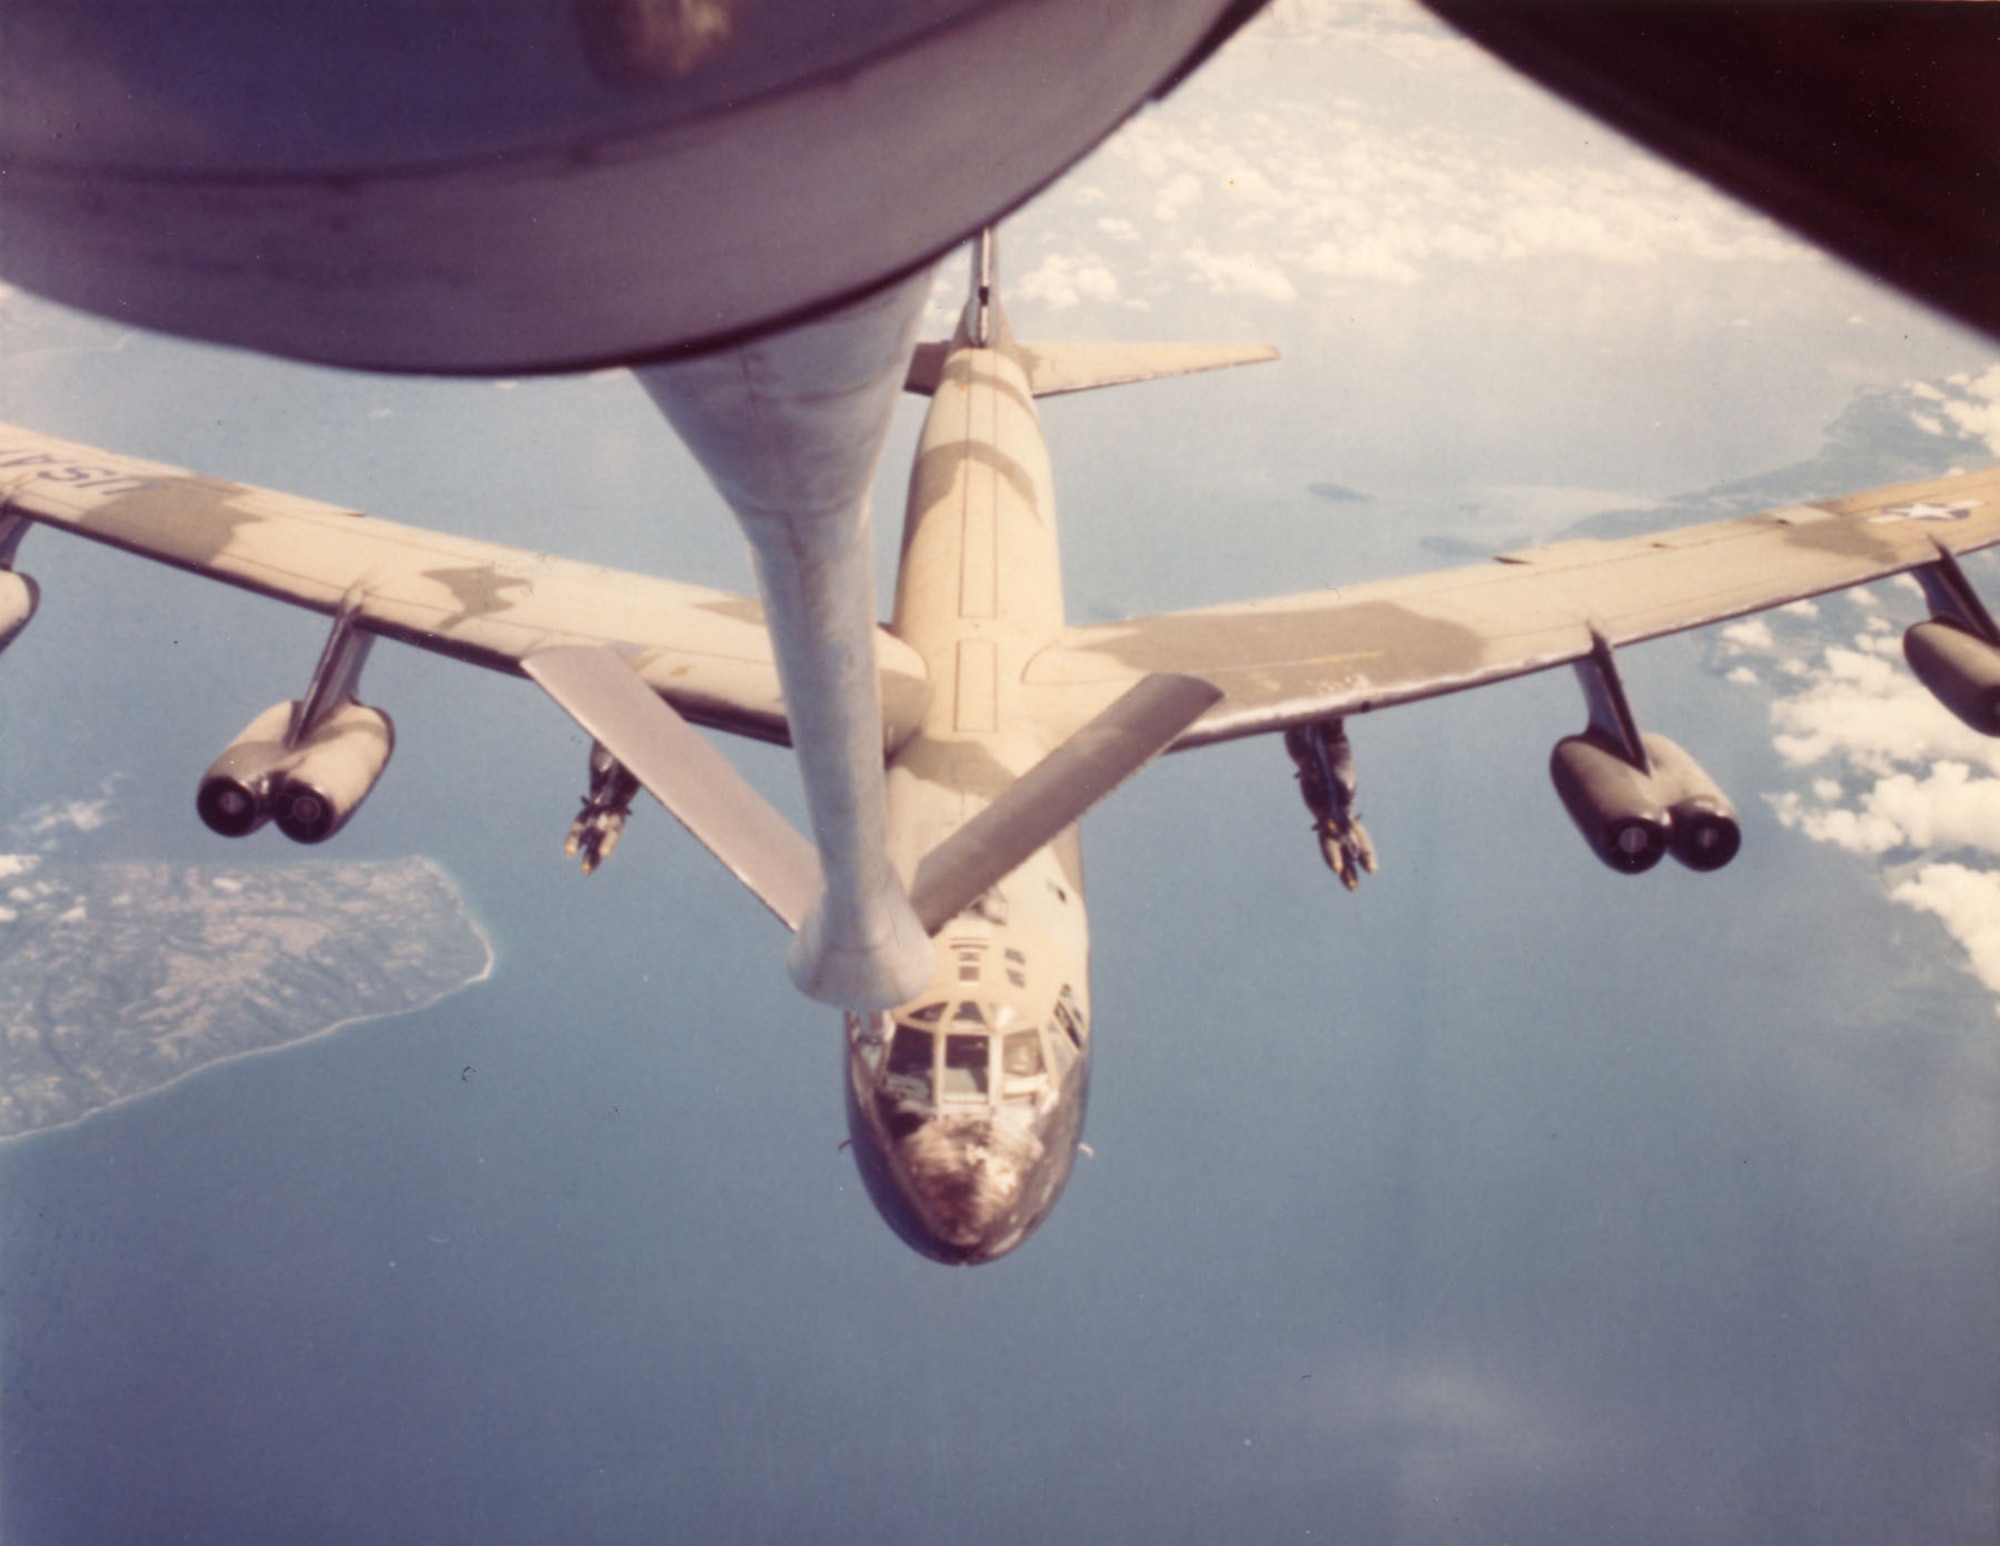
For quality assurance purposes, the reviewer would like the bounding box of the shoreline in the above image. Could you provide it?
[0,861,498,1149]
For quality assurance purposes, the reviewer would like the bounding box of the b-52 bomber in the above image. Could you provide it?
[6,242,2000,1263]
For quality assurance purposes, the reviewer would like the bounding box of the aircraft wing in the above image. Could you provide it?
[0,424,929,748]
[1028,464,2000,748]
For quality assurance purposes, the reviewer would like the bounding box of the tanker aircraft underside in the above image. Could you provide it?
[6,238,2000,1262]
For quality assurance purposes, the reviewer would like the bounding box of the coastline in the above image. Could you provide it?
[0,857,498,1148]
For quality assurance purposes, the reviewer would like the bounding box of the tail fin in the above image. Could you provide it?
[966,226,998,348]
[903,226,1278,397]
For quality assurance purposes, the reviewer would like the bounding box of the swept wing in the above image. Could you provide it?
[0,424,929,748]
[1028,465,2000,747]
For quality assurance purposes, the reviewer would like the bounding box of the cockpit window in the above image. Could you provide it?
[1002,1029,1043,1079]
[1054,985,1086,1049]
[848,1011,891,1076]
[942,1033,990,1100]
[885,1025,935,1100]
[906,1001,947,1024]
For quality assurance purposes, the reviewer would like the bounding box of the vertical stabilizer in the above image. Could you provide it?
[967,226,998,347]
[903,224,1275,398]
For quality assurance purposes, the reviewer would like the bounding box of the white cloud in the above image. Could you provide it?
[1014,252,1126,310]
[1768,790,1905,856]
[1000,0,1812,324]
[1720,618,1774,654]
[11,779,125,852]
[1865,763,2000,853]
[1182,243,1298,302]
[17,798,113,839]
[1754,598,2000,1006]
[1299,235,1422,286]
[1889,864,2000,1009]
[1767,761,2000,860]
[1152,171,1205,225]
[1768,645,2000,777]
[1936,364,2000,457]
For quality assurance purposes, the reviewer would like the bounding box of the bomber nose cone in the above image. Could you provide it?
[899,1115,1043,1263]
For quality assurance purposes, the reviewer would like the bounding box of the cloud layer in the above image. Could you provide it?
[9,777,123,852]
[1715,574,2000,1008]
[1005,0,1812,316]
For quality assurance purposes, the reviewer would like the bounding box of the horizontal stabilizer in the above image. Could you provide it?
[908,672,1223,934]
[905,341,1277,398]
[525,645,822,930]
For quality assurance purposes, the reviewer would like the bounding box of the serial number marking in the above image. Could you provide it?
[0,449,163,496]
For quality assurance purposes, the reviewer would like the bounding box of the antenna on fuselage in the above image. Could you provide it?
[968,227,997,348]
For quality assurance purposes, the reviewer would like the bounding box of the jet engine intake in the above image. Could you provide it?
[195,699,394,843]
[1904,618,2000,735]
[1642,734,1742,872]
[1550,731,1740,875]
[196,701,297,837]
[1550,732,1671,873]
[272,701,395,844]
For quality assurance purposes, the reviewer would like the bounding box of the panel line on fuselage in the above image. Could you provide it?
[850,328,1095,1263]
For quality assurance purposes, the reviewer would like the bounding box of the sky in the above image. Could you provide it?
[2,2,1997,1542]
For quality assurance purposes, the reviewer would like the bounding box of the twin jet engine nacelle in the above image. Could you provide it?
[1904,619,2000,735]
[197,699,395,844]
[1550,731,1741,876]
[0,569,39,655]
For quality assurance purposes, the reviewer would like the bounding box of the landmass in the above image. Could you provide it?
[1567,382,1985,542]
[0,856,492,1140]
